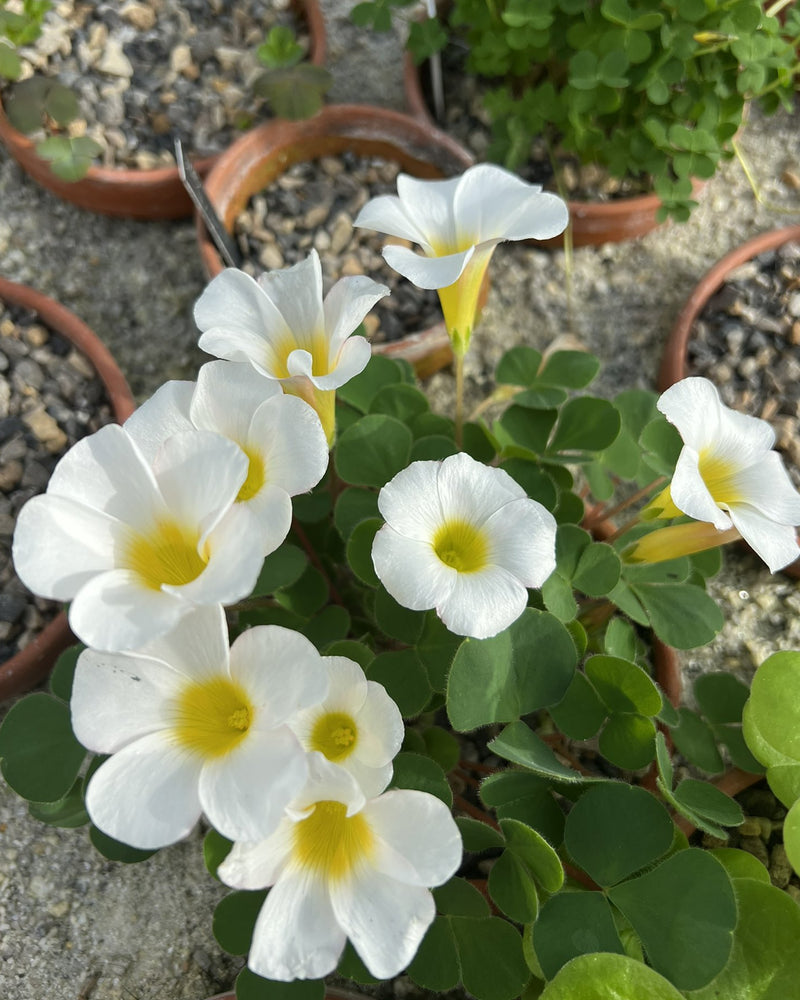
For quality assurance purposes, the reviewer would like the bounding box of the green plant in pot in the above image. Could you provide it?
[3,164,800,999]
[353,0,800,222]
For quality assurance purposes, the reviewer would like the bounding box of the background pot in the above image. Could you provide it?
[196,103,474,377]
[659,224,800,579]
[0,0,326,220]
[0,278,135,701]
[403,51,702,248]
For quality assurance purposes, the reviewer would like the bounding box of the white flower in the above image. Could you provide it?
[647,377,800,572]
[354,163,568,353]
[71,607,329,848]
[218,756,462,981]
[12,424,264,651]
[193,251,389,444]
[287,657,404,798]
[371,452,557,639]
[125,360,329,557]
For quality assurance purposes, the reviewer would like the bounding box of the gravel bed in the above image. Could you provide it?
[9,0,309,169]
[234,151,442,342]
[0,301,113,665]
[688,240,800,488]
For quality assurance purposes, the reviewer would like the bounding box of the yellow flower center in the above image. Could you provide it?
[292,800,374,880]
[309,711,358,762]
[433,518,489,573]
[236,444,266,502]
[272,330,330,379]
[698,449,742,508]
[125,520,207,590]
[172,675,254,758]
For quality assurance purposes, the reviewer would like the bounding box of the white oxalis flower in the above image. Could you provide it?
[218,755,462,981]
[12,423,264,651]
[354,163,568,351]
[124,360,329,557]
[287,656,404,798]
[652,377,800,572]
[71,606,329,848]
[193,250,389,443]
[372,452,557,639]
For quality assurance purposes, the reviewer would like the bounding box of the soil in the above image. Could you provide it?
[6,0,311,170]
[233,151,443,343]
[0,300,113,666]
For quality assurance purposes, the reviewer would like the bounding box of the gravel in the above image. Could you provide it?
[1,1,800,997]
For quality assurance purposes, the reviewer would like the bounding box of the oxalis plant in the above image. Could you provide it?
[352,0,800,221]
[3,164,800,999]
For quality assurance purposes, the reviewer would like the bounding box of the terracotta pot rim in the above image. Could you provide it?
[196,103,475,378]
[0,278,135,702]
[0,0,326,220]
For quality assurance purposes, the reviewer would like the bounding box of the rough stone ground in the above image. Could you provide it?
[1,1,800,997]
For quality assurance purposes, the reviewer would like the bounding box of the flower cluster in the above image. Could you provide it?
[6,163,800,998]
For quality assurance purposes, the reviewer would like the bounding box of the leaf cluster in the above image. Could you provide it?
[352,0,799,221]
[251,25,332,121]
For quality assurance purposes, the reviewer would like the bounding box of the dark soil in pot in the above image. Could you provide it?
[0,301,114,668]
[684,239,800,489]
[233,151,443,344]
[7,0,317,171]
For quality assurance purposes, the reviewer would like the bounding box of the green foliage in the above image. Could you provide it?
[353,0,798,220]
[252,26,332,120]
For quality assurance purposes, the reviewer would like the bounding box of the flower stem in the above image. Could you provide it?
[582,476,667,533]
[733,135,800,215]
[292,517,346,607]
[455,351,465,448]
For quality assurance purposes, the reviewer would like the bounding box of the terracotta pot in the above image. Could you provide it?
[196,104,474,378]
[0,278,135,702]
[659,224,800,578]
[403,51,703,248]
[0,0,326,220]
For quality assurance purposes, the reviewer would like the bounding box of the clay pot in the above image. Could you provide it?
[196,104,474,378]
[0,0,326,220]
[659,224,800,578]
[0,278,135,702]
[403,52,701,248]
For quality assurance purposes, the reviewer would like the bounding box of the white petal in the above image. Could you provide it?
[377,459,444,541]
[671,448,733,530]
[352,681,404,766]
[85,732,202,849]
[453,164,568,243]
[343,757,394,798]
[12,494,120,600]
[71,649,179,753]
[249,393,328,495]
[68,568,187,651]
[229,625,329,726]
[248,869,345,981]
[383,244,473,289]
[483,498,557,588]
[353,194,433,250]
[199,728,308,842]
[138,604,230,683]
[47,423,162,530]
[438,566,528,639]
[123,381,195,464]
[152,430,247,534]
[323,274,389,356]
[218,818,295,889]
[286,334,372,391]
[437,453,525,525]
[239,486,293,557]
[396,172,462,248]
[170,504,265,606]
[256,251,326,354]
[320,656,369,712]
[366,788,463,886]
[191,359,282,443]
[332,867,435,979]
[726,451,800,524]
[729,505,800,574]
[194,268,289,369]
[372,527,455,611]
[289,753,366,818]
